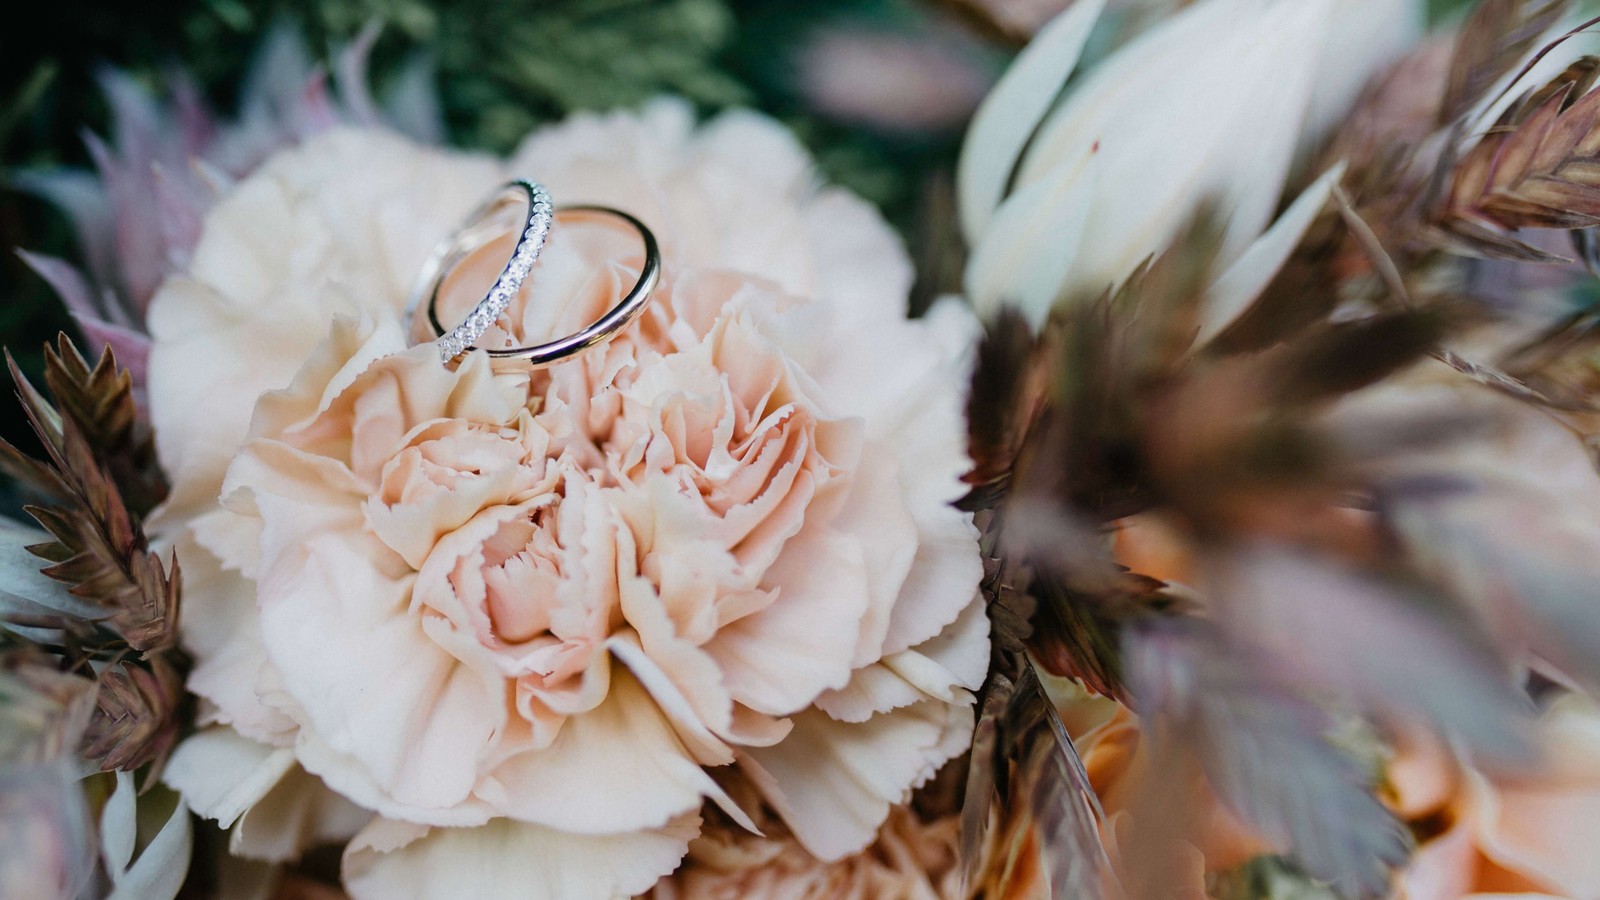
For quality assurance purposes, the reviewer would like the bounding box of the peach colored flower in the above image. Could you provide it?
[1395,694,1600,900]
[152,103,986,897]
[1063,693,1270,892]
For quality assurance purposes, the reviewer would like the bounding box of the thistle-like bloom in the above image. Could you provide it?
[15,25,442,389]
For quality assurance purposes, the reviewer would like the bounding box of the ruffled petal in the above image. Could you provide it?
[477,669,717,833]
[343,813,699,900]
[742,697,975,861]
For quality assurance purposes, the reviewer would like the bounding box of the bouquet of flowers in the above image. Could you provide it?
[7,0,1600,897]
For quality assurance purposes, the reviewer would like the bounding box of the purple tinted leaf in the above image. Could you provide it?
[1386,479,1600,695]
[148,165,206,273]
[83,131,163,312]
[94,67,164,166]
[335,21,385,128]
[1215,545,1535,766]
[15,251,106,323]
[0,760,96,899]
[165,68,216,158]
[239,21,316,126]
[10,170,114,287]
[383,50,447,145]
[298,69,341,138]
[1126,619,1410,899]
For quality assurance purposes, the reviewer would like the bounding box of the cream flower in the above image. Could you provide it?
[1395,694,1600,900]
[151,103,987,897]
[1050,683,1269,894]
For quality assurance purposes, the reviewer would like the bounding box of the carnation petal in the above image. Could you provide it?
[232,762,372,863]
[477,669,718,834]
[168,536,296,742]
[815,594,991,722]
[163,728,296,831]
[258,531,505,817]
[742,698,974,861]
[704,524,871,716]
[343,812,700,900]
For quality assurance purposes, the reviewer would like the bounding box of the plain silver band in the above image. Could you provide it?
[419,204,661,370]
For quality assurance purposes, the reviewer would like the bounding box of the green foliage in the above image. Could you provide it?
[178,0,754,152]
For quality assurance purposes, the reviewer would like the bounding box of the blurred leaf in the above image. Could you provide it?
[0,653,96,763]
[962,309,1043,511]
[1215,545,1535,766]
[1266,310,1447,407]
[1385,476,1600,695]
[1125,618,1411,900]
[963,657,1106,899]
[0,757,97,900]
[1211,856,1346,900]
[1438,0,1569,127]
[1496,303,1600,409]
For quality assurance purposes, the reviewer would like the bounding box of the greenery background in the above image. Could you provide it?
[0,0,1478,498]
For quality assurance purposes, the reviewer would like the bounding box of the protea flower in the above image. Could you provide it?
[957,0,1423,327]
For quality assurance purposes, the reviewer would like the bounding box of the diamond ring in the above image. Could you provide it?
[406,181,660,369]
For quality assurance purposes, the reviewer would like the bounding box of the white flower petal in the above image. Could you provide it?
[1309,0,1424,136]
[163,728,296,830]
[478,669,716,834]
[743,698,974,861]
[99,771,138,878]
[967,0,1351,317]
[966,143,1099,325]
[233,765,372,863]
[104,780,191,900]
[343,813,700,900]
[1198,163,1345,346]
[956,0,1107,245]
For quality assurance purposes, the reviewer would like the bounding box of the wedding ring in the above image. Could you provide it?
[407,180,554,362]
[408,181,661,370]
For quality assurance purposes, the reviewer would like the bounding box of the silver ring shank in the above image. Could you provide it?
[483,206,660,369]
[417,202,660,370]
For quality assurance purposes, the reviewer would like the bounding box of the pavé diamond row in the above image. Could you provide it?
[422,180,553,362]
